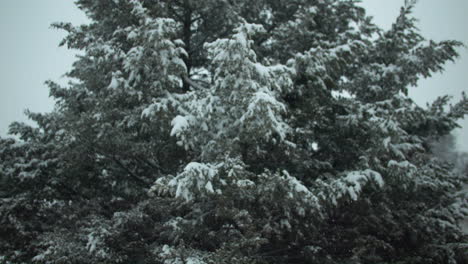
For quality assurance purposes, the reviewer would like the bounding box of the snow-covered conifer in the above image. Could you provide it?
[1,0,467,263]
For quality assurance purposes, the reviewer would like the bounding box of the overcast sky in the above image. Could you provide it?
[0,0,467,151]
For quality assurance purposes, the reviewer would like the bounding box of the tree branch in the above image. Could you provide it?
[183,76,208,90]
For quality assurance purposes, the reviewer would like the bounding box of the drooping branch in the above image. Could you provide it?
[183,76,208,90]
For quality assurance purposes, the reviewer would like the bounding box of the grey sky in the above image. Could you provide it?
[0,0,87,134]
[0,0,467,151]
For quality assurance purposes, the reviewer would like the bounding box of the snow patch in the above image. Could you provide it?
[170,115,190,137]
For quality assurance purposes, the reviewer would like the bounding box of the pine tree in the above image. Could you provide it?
[1,0,467,263]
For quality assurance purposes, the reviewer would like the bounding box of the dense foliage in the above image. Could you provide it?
[1,0,467,263]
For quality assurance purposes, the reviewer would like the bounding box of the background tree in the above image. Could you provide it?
[1,0,467,263]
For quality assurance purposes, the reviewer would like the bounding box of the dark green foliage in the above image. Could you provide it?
[1,0,467,263]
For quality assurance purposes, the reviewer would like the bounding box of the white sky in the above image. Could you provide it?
[0,0,467,151]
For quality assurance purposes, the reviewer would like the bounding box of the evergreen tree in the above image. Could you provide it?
[1,0,467,263]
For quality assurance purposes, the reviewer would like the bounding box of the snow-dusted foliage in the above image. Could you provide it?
[1,0,467,263]
[143,22,294,159]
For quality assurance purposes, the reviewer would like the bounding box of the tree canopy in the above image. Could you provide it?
[1,0,467,263]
